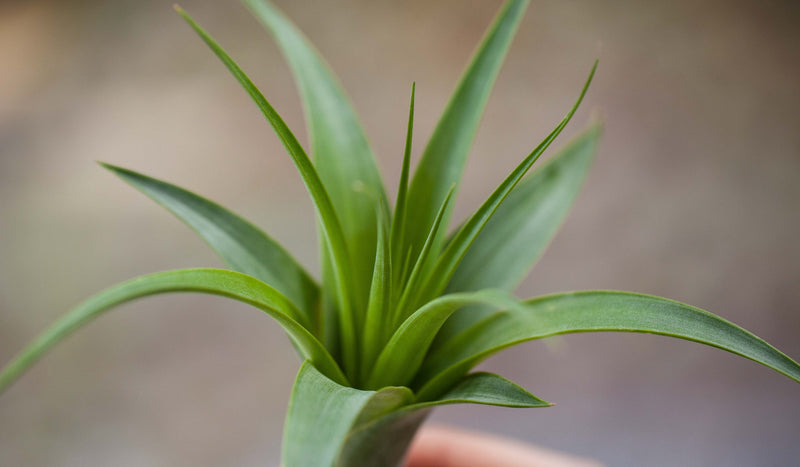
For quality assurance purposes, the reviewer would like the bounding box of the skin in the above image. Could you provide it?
[407,426,602,467]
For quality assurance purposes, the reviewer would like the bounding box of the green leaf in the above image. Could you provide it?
[401,0,530,266]
[360,207,392,385]
[390,82,416,287]
[286,363,548,467]
[415,291,800,401]
[0,269,348,393]
[245,0,388,313]
[432,371,550,408]
[101,163,320,329]
[283,361,413,467]
[367,290,521,389]
[413,62,597,307]
[435,123,601,346]
[176,7,360,378]
[392,186,456,327]
[339,372,548,466]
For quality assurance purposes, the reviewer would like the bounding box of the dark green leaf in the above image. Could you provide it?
[416,291,800,401]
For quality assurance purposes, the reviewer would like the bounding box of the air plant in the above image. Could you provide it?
[1,0,798,465]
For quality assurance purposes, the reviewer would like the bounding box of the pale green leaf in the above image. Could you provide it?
[416,291,800,401]
[402,0,530,265]
[288,363,548,467]
[283,361,413,467]
[0,269,348,393]
[436,123,601,345]
[245,0,388,313]
[176,7,360,378]
[101,163,320,328]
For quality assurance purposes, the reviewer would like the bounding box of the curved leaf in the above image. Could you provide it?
[431,371,550,408]
[287,363,548,467]
[415,291,800,401]
[414,62,597,307]
[101,163,320,327]
[436,123,601,345]
[402,0,530,265]
[245,0,388,312]
[367,290,520,389]
[176,7,360,378]
[0,269,348,393]
[283,361,413,467]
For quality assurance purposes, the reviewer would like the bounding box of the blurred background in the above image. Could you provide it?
[1,0,799,465]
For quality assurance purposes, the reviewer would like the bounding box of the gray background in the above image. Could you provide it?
[1,0,799,465]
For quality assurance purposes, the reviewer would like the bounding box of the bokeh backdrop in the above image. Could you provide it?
[1,0,799,465]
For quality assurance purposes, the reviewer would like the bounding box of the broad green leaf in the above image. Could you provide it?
[366,290,521,389]
[413,62,597,308]
[101,163,320,328]
[340,372,548,466]
[0,269,348,393]
[245,0,388,313]
[283,361,413,467]
[435,123,601,346]
[415,291,800,401]
[402,0,530,266]
[390,83,416,287]
[287,363,548,467]
[176,8,360,378]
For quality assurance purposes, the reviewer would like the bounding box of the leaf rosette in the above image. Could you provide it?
[1,1,798,466]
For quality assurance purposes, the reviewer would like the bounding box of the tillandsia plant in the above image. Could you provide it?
[1,0,799,465]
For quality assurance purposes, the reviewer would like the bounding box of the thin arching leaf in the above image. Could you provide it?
[415,291,800,401]
[414,62,597,308]
[176,7,360,378]
[436,123,601,346]
[0,269,348,393]
[245,0,388,313]
[366,290,521,389]
[402,0,530,266]
[101,163,320,327]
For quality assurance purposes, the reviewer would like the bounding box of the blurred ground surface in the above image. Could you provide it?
[1,0,799,465]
